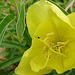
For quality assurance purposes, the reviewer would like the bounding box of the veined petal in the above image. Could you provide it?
[30,35,52,72]
[37,67,52,74]
[47,51,75,74]
[30,49,49,72]
[31,21,62,74]
[15,38,52,75]
[33,20,59,42]
[31,13,75,74]
[15,48,37,75]
[26,0,70,37]
[48,8,74,41]
[63,41,75,68]
[40,0,45,1]
[33,17,73,42]
[47,54,65,74]
[67,12,75,28]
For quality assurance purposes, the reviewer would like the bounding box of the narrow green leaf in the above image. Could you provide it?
[24,27,32,46]
[0,51,8,55]
[8,71,16,75]
[72,69,75,75]
[7,48,16,59]
[0,70,8,75]
[67,8,71,14]
[16,3,20,17]
[10,0,16,7]
[7,31,19,42]
[0,56,21,69]
[65,0,73,7]
[16,3,25,42]
[0,41,28,50]
[0,14,15,44]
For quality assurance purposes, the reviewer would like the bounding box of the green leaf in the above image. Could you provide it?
[49,70,59,75]
[0,70,8,75]
[24,27,32,46]
[8,71,16,75]
[0,56,21,69]
[16,3,20,17]
[10,0,16,7]
[16,3,25,42]
[0,51,8,55]
[7,31,19,42]
[0,41,28,50]
[0,14,15,44]
[67,8,71,14]
[65,0,73,7]
[72,69,75,75]
[7,48,16,59]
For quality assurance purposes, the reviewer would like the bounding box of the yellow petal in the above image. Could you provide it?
[15,38,52,75]
[40,0,45,1]
[63,41,75,68]
[33,17,73,43]
[32,13,75,74]
[67,12,75,28]
[26,0,70,37]
[47,54,65,74]
[47,52,74,74]
[30,49,49,72]
[15,35,45,75]
[33,21,57,40]
[30,34,52,72]
[15,48,37,75]
[72,63,75,68]
[38,66,52,74]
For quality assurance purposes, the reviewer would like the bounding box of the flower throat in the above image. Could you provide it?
[36,32,69,57]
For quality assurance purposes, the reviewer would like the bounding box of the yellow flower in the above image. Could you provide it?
[15,0,75,75]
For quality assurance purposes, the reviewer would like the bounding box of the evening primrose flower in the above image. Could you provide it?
[15,0,75,75]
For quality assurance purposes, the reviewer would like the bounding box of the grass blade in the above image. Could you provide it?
[0,41,28,50]
[16,3,25,42]
[0,56,21,69]
[0,14,15,44]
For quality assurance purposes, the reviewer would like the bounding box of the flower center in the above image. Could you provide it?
[35,32,69,57]
[44,33,69,57]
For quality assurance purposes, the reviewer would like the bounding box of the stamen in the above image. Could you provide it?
[34,35,68,57]
[36,37,66,57]
[47,32,54,36]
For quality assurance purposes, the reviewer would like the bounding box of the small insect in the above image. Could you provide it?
[37,36,40,39]
[34,36,40,39]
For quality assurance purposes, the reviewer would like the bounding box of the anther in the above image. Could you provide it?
[52,47,55,49]
[55,50,56,51]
